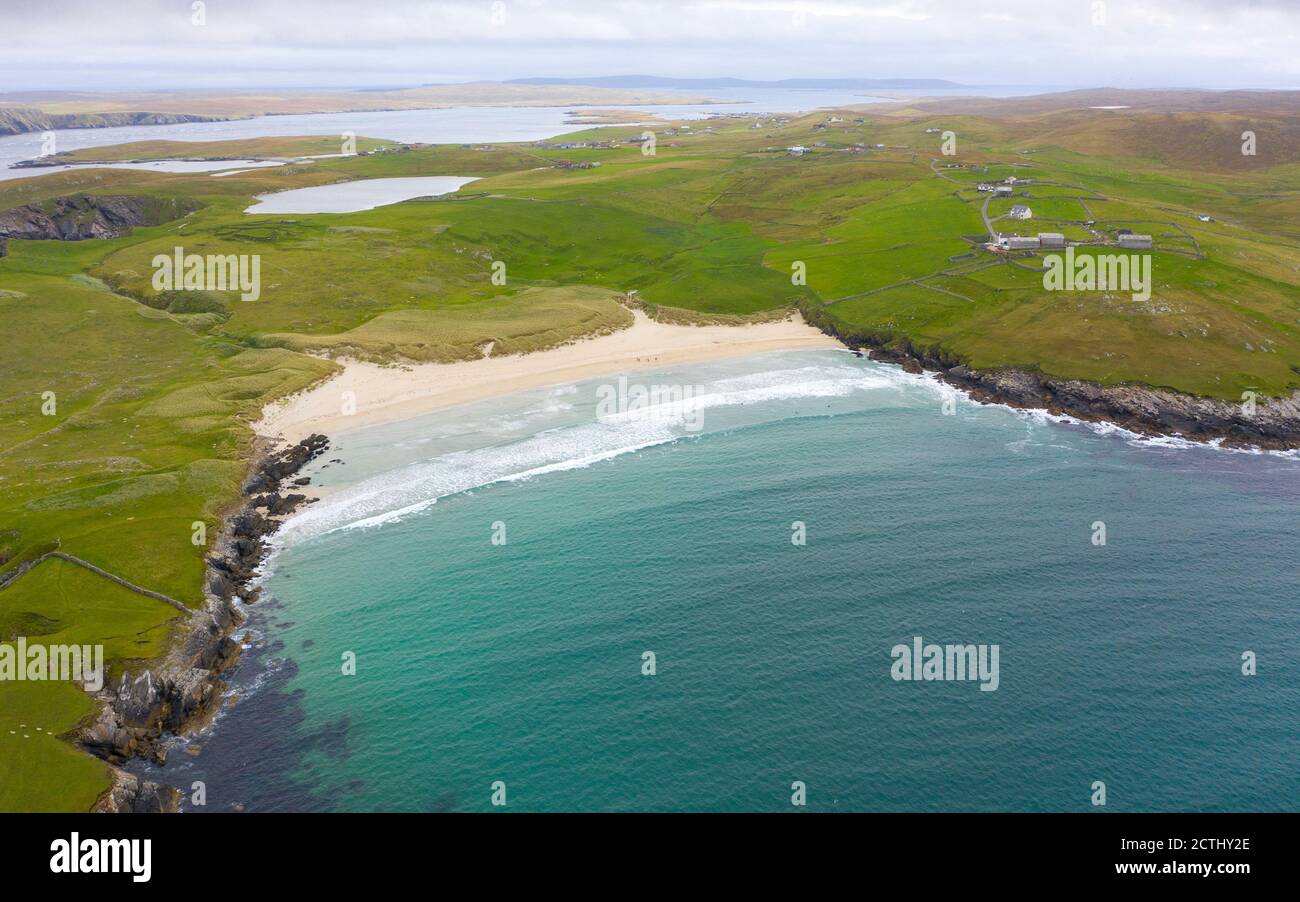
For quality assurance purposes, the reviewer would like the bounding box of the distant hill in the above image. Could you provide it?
[869,88,1300,171]
[889,87,1300,117]
[507,75,965,90]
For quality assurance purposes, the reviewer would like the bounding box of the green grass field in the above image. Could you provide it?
[2,103,1299,810]
[42,135,395,163]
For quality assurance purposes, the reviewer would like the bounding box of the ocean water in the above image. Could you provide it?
[0,98,849,180]
[139,350,1300,812]
[0,85,1056,180]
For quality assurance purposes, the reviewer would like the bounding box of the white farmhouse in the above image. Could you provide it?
[1009,204,1033,220]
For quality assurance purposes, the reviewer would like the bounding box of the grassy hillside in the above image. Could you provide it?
[42,135,395,163]
[2,96,1299,810]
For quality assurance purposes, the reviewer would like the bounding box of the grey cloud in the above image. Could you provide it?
[1,0,1296,91]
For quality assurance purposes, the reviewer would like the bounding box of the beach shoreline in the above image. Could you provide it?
[255,309,842,446]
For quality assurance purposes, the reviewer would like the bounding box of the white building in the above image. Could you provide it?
[788,146,809,156]
[1009,204,1033,220]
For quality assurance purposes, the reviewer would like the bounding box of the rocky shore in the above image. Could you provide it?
[802,303,1300,451]
[0,194,201,242]
[81,433,330,812]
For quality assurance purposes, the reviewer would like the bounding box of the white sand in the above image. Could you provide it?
[256,310,842,445]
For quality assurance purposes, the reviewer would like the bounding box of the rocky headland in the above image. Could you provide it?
[81,433,330,812]
[0,107,229,137]
[802,303,1300,451]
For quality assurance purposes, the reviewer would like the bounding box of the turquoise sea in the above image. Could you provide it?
[140,349,1300,811]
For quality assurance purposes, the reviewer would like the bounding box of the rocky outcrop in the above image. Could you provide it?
[203,434,328,605]
[77,434,330,802]
[79,592,244,766]
[0,194,200,242]
[944,365,1300,449]
[0,107,228,137]
[241,433,329,495]
[251,493,308,517]
[802,302,1300,450]
[93,770,182,814]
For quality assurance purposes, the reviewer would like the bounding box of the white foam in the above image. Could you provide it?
[1003,401,1300,459]
[275,351,1296,548]
[274,360,904,545]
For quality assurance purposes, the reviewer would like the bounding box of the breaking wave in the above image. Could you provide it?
[275,360,914,545]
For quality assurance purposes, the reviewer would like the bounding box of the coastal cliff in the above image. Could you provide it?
[800,303,1300,451]
[0,194,201,241]
[81,434,329,812]
[0,107,229,137]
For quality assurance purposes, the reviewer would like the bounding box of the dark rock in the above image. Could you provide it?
[79,432,330,807]
[0,194,200,242]
[801,301,1300,450]
[242,433,328,494]
[93,771,181,813]
[250,492,307,516]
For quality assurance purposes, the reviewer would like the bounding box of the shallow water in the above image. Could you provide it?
[245,175,479,213]
[139,350,1300,812]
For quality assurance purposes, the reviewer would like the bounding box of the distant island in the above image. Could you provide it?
[0,82,725,137]
[506,75,966,90]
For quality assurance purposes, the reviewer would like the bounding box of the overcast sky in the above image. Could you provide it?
[2,0,1297,93]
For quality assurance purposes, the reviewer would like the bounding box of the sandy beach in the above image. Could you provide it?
[256,310,843,445]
